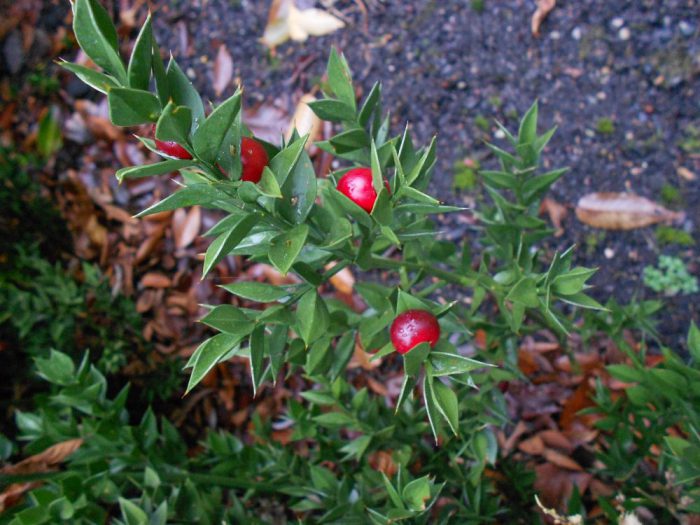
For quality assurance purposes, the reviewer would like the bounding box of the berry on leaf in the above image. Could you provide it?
[152,126,192,160]
[240,137,269,183]
[336,167,388,213]
[390,309,440,355]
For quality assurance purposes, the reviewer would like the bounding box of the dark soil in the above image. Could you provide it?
[150,0,700,347]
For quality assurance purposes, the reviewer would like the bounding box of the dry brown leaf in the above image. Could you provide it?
[518,434,545,455]
[243,101,290,145]
[262,0,345,49]
[677,166,697,181]
[286,93,322,146]
[213,44,233,97]
[327,265,355,295]
[141,272,172,288]
[575,192,684,230]
[1,438,83,475]
[172,206,201,250]
[531,0,556,37]
[543,448,584,472]
[349,340,381,370]
[539,429,574,453]
[540,197,567,237]
[368,450,398,477]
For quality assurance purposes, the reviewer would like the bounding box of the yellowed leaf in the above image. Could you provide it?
[262,0,345,49]
[531,0,556,37]
[575,192,684,230]
[677,166,697,181]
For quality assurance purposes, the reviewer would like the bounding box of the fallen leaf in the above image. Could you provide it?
[543,448,584,471]
[172,206,201,249]
[0,438,83,475]
[531,0,556,37]
[243,101,290,145]
[575,192,684,230]
[141,272,172,288]
[539,197,567,237]
[539,429,574,453]
[328,265,355,295]
[262,0,345,49]
[677,166,696,181]
[518,434,545,455]
[213,44,233,97]
[368,450,398,477]
[535,495,583,525]
[286,93,322,146]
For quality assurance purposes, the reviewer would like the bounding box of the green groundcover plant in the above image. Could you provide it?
[1,0,698,522]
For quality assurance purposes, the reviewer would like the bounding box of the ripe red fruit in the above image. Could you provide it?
[240,137,269,183]
[390,309,440,355]
[152,126,192,159]
[336,167,389,213]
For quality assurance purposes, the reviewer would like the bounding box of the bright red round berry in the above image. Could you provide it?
[390,309,440,355]
[240,137,269,183]
[152,126,192,159]
[336,167,389,213]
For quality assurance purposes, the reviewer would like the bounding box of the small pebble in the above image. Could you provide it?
[604,248,615,259]
[550,31,561,40]
[186,67,196,79]
[679,21,695,37]
[571,27,582,40]
[618,27,631,41]
[494,129,506,139]
[611,17,625,29]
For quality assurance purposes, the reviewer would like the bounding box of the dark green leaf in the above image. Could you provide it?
[34,350,76,386]
[278,148,317,223]
[429,352,490,376]
[193,90,242,164]
[155,102,192,148]
[518,100,538,146]
[327,48,355,109]
[119,498,148,525]
[220,281,290,302]
[330,331,356,381]
[249,325,266,395]
[689,322,700,362]
[506,277,539,308]
[431,380,459,436]
[329,128,368,150]
[403,342,431,376]
[200,305,252,334]
[313,412,355,428]
[136,184,222,217]
[269,224,309,275]
[166,58,205,128]
[269,134,308,186]
[308,99,356,122]
[185,333,242,393]
[115,159,193,183]
[358,81,381,127]
[73,0,126,83]
[59,61,119,94]
[108,88,161,126]
[202,214,259,277]
[551,267,596,296]
[296,290,330,346]
[127,14,152,90]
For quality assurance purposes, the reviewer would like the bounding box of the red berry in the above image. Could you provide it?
[240,137,269,183]
[152,126,192,159]
[336,167,389,213]
[390,309,440,355]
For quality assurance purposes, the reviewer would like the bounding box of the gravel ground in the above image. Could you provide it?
[151,0,700,346]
